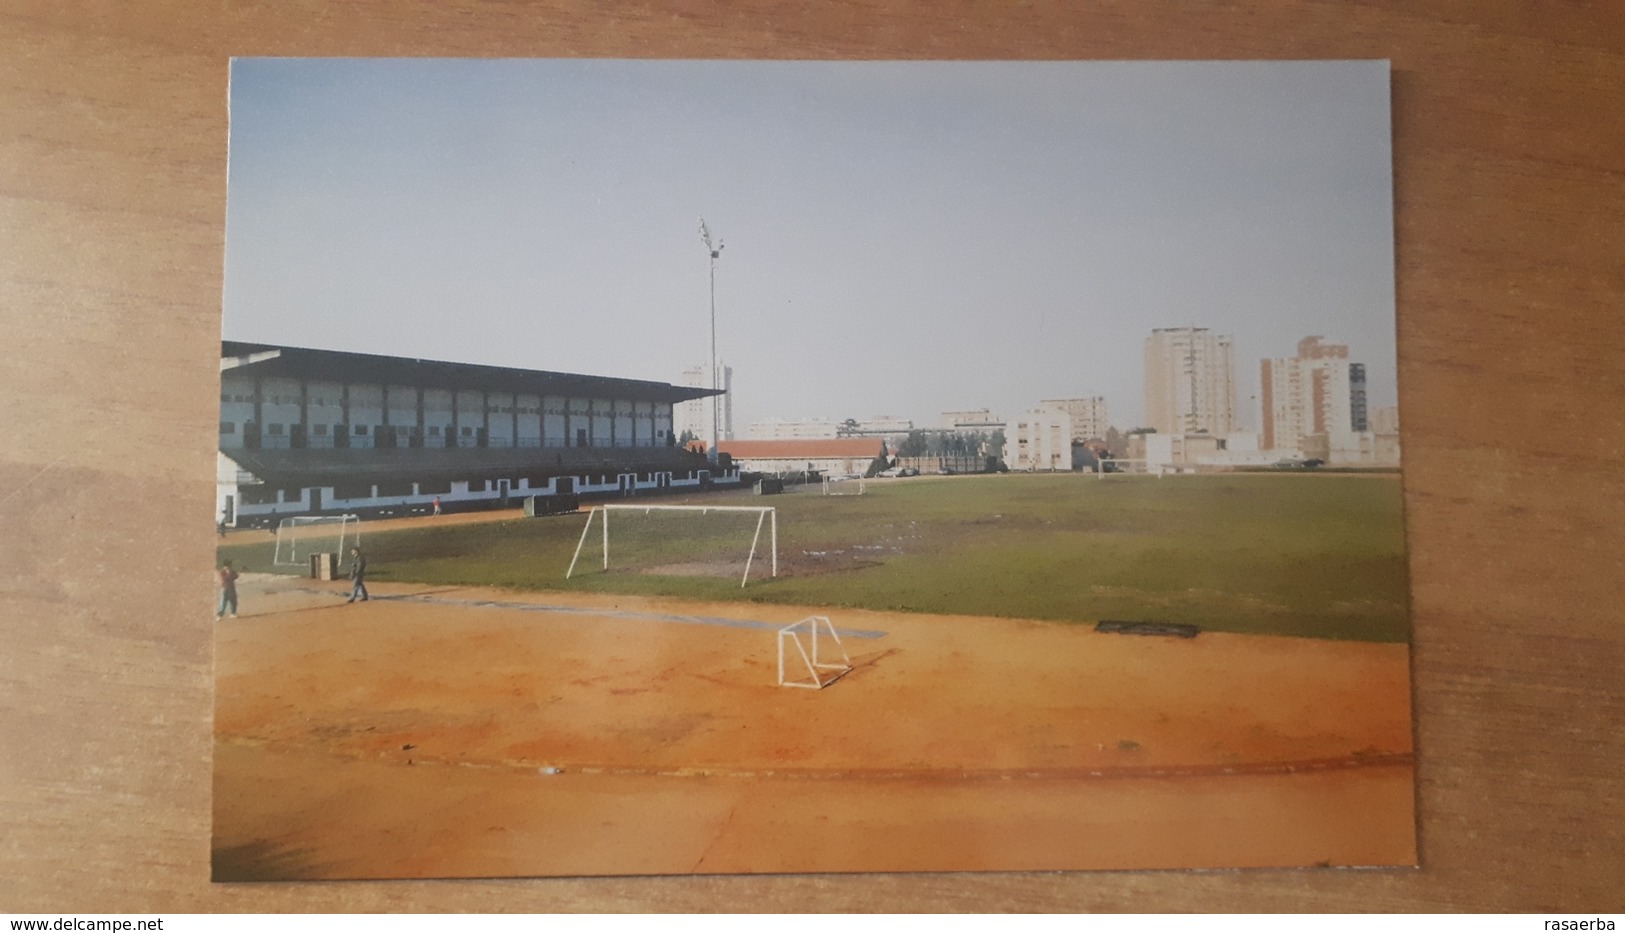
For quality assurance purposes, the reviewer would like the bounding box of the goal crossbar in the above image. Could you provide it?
[566,504,777,588]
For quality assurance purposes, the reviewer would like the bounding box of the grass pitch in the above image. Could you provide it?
[218,473,1409,642]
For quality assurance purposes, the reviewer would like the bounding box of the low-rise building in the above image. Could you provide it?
[941,408,1005,432]
[1005,407,1073,471]
[1301,430,1401,467]
[747,417,841,440]
[846,415,913,437]
[716,438,888,477]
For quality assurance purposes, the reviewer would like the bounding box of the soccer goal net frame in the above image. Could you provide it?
[821,476,867,496]
[565,504,778,588]
[273,514,362,566]
[777,615,852,689]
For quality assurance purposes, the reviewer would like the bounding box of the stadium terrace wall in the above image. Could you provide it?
[216,342,735,526]
[216,450,739,526]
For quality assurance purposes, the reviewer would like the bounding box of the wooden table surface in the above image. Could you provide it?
[3,1,1621,914]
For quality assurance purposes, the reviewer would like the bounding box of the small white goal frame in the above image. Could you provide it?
[821,477,867,496]
[777,616,852,689]
[273,514,361,566]
[565,504,777,588]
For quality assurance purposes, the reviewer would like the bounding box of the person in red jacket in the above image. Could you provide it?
[216,560,240,619]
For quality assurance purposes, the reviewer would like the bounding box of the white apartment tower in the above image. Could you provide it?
[675,363,733,447]
[1260,336,1369,450]
[1040,397,1110,440]
[1144,327,1236,435]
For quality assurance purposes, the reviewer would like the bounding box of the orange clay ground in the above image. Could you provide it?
[212,571,1415,879]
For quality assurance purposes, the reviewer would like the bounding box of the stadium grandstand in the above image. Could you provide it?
[217,341,736,527]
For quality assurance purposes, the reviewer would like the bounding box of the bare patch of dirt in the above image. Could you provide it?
[213,577,1416,878]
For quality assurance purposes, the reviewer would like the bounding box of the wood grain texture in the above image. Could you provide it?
[2,0,1621,913]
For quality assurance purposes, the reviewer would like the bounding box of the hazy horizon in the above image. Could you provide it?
[224,59,1397,432]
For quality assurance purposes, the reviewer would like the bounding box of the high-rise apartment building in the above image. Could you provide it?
[1143,327,1236,435]
[1260,336,1369,450]
[674,363,733,446]
[1039,396,1110,440]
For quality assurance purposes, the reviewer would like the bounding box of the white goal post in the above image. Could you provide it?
[777,616,852,689]
[273,514,361,566]
[821,476,866,496]
[566,504,777,588]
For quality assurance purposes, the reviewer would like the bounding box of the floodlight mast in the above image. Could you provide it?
[699,217,724,459]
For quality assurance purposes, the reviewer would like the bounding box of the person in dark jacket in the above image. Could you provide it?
[346,546,369,603]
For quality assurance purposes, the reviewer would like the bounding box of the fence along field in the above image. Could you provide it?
[216,473,1410,643]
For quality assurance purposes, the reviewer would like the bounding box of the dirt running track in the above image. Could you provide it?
[213,574,1416,879]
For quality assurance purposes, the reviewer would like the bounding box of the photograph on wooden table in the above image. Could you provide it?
[211,58,1411,880]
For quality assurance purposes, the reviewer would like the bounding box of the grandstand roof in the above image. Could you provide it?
[221,341,722,404]
[716,438,887,459]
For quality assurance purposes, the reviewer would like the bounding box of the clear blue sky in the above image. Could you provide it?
[224,59,1395,431]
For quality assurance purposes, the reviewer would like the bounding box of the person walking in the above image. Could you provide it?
[216,560,239,619]
[432,496,441,516]
[346,545,369,603]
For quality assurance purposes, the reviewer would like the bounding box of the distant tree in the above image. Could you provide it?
[899,430,929,458]
[864,453,889,478]
[837,418,860,437]
[678,429,696,446]
[987,429,1008,471]
[1104,426,1125,451]
[1125,426,1157,436]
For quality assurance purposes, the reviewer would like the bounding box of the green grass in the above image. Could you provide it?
[218,473,1411,643]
